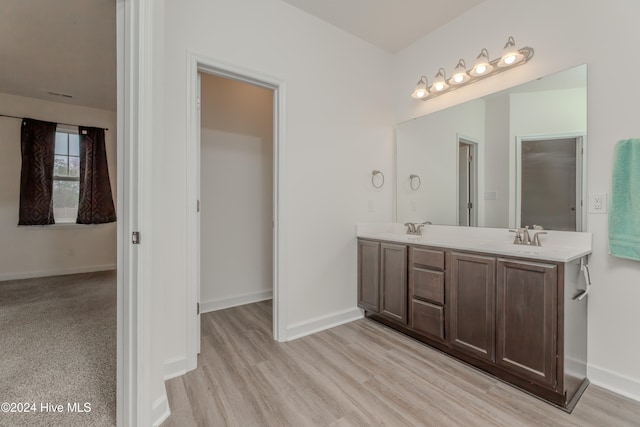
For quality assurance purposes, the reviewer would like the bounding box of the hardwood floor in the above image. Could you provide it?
[162,301,640,426]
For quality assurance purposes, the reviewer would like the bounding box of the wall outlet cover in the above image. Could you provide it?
[588,193,608,214]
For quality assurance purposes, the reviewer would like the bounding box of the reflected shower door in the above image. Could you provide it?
[520,137,580,231]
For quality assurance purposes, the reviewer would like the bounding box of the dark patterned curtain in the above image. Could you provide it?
[19,118,57,225]
[77,127,116,224]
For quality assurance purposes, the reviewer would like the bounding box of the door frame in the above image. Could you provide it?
[514,133,586,231]
[186,52,287,370]
[456,135,479,227]
[117,0,155,425]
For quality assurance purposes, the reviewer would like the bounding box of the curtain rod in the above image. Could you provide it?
[0,114,109,131]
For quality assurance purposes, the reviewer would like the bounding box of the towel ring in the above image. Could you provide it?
[409,174,421,190]
[371,170,384,189]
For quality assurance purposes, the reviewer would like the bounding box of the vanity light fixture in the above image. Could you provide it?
[410,36,534,101]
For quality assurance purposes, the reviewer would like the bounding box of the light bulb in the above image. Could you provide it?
[475,64,487,75]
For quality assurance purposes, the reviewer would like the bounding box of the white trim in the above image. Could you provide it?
[118,0,156,425]
[115,1,125,425]
[201,291,273,313]
[286,308,363,341]
[151,394,171,427]
[186,53,287,376]
[588,363,640,402]
[164,356,189,381]
[0,264,116,282]
[456,134,480,227]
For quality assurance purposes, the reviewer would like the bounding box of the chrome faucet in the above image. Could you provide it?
[509,227,547,246]
[404,222,429,235]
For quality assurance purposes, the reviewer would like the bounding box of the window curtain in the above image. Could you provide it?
[77,126,116,224]
[18,118,57,225]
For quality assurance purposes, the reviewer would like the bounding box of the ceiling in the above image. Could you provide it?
[282,0,486,53]
[0,0,483,112]
[0,0,116,111]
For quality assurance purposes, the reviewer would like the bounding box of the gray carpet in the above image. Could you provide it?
[0,271,116,427]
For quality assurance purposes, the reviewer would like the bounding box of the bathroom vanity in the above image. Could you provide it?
[356,223,592,412]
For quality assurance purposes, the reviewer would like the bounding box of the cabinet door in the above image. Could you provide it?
[380,243,408,324]
[357,240,380,312]
[450,252,496,362]
[496,259,558,388]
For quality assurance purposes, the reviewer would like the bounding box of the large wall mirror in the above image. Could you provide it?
[396,64,587,231]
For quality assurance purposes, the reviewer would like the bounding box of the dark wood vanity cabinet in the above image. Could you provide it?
[409,247,446,341]
[496,259,558,389]
[357,237,587,411]
[357,239,380,312]
[450,254,559,389]
[357,239,407,324]
[379,243,408,324]
[450,252,496,362]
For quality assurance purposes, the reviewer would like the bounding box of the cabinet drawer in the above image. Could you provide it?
[412,267,445,304]
[411,247,445,270]
[412,300,445,340]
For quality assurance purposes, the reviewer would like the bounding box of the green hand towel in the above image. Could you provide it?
[609,138,640,261]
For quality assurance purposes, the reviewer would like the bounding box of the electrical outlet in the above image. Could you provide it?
[588,193,607,214]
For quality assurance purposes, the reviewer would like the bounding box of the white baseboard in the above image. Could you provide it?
[164,355,188,381]
[588,363,640,402]
[152,393,171,427]
[201,289,273,313]
[286,307,363,341]
[0,264,117,282]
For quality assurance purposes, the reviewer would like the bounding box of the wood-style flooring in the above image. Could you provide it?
[162,301,640,426]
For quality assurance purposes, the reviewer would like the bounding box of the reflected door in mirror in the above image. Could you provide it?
[519,137,583,231]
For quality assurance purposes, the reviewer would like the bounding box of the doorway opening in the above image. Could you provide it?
[199,72,274,332]
[458,138,478,227]
[516,134,585,231]
[186,55,285,370]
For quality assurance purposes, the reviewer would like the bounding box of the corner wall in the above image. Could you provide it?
[0,93,117,280]
[393,0,640,400]
[158,0,394,365]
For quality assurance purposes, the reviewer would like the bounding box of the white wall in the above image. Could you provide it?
[393,0,640,400]
[396,99,485,225]
[484,95,510,227]
[156,0,394,367]
[200,74,273,309]
[0,93,116,280]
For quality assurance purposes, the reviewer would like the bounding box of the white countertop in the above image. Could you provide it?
[356,223,592,263]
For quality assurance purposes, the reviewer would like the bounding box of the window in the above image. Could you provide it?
[53,126,80,222]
